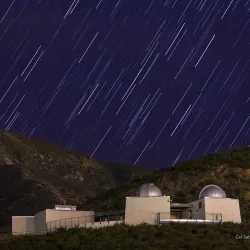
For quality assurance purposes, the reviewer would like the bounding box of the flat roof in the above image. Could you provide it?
[12,216,34,218]
[126,196,170,198]
[55,205,77,207]
[46,209,94,212]
[192,197,239,201]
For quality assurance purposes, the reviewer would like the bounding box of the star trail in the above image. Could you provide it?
[0,0,249,169]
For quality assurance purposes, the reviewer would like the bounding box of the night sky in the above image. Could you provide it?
[0,0,249,169]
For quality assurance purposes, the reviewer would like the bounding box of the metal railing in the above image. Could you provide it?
[157,212,222,223]
[46,210,125,232]
[94,210,125,223]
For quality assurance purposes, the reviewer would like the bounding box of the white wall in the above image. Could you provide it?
[34,210,47,232]
[187,199,206,220]
[45,209,94,231]
[125,196,171,225]
[45,209,94,223]
[12,216,35,235]
[13,209,95,234]
[204,197,241,223]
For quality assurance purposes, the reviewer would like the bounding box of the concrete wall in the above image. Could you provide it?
[12,216,35,235]
[34,210,47,232]
[204,198,241,223]
[46,210,94,231]
[187,199,206,220]
[125,196,170,225]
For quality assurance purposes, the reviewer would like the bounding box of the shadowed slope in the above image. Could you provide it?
[0,130,153,231]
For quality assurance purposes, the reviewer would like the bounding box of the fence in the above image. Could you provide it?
[94,210,125,222]
[46,210,125,232]
[157,212,222,223]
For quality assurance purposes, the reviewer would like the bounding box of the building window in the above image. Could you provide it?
[199,201,202,209]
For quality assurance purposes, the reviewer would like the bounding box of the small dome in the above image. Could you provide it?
[199,184,226,199]
[137,183,162,197]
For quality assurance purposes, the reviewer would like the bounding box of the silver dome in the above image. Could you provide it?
[199,184,226,199]
[136,183,162,197]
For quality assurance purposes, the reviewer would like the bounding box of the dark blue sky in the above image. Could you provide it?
[0,0,249,169]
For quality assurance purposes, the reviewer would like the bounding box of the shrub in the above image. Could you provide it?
[0,223,249,250]
[244,191,250,201]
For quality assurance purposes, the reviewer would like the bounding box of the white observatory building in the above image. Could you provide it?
[12,183,241,235]
[125,183,241,225]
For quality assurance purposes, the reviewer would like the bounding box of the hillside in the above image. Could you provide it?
[1,128,250,232]
[0,130,153,230]
[80,147,250,224]
[1,223,250,250]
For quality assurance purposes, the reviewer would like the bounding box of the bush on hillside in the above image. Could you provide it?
[0,223,250,250]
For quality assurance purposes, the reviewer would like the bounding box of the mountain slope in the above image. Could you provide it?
[0,130,153,230]
[80,147,250,224]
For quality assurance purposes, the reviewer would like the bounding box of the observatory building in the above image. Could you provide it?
[125,183,241,225]
[12,183,241,235]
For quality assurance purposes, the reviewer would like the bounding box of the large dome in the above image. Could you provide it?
[199,184,226,199]
[136,183,162,197]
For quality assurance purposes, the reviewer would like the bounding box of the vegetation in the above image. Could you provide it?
[169,147,250,170]
[1,223,250,250]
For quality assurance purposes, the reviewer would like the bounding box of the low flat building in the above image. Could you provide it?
[12,205,94,235]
